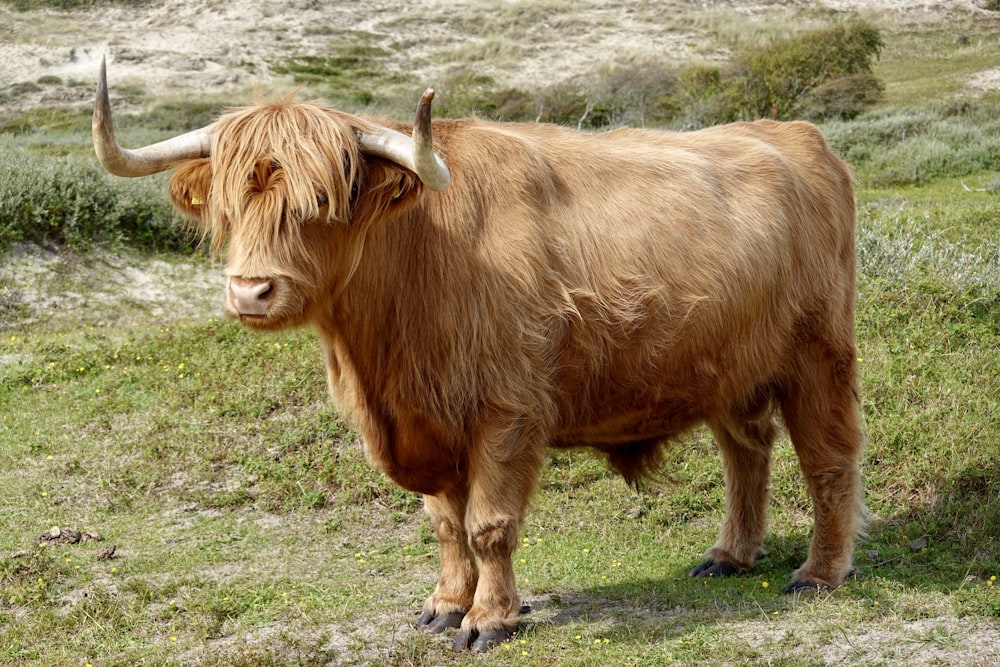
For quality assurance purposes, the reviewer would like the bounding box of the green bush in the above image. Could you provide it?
[434,71,537,121]
[534,82,595,127]
[675,21,885,127]
[797,73,884,122]
[579,58,680,128]
[732,20,885,121]
[429,20,884,129]
[0,144,194,253]
[675,64,730,129]
[438,59,678,129]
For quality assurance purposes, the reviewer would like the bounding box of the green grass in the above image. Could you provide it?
[269,37,409,109]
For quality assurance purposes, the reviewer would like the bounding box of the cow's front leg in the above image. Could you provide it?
[418,485,478,634]
[453,429,545,653]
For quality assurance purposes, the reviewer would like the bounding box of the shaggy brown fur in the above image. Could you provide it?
[159,99,863,651]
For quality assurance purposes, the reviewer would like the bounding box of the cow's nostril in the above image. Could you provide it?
[229,278,274,316]
[255,282,272,300]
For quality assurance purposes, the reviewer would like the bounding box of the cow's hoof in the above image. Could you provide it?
[782,579,830,594]
[452,627,515,653]
[689,558,747,578]
[416,610,465,634]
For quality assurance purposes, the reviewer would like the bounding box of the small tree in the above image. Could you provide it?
[733,21,885,121]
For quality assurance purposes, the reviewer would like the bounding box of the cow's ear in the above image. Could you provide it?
[168,158,212,221]
[350,161,423,225]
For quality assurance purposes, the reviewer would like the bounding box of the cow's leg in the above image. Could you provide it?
[691,406,777,578]
[453,429,545,653]
[779,339,864,592]
[418,484,478,633]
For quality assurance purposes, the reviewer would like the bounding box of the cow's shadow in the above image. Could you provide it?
[518,458,1000,635]
[854,458,1000,589]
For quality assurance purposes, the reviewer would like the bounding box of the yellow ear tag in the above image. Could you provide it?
[190,195,204,206]
[391,185,403,199]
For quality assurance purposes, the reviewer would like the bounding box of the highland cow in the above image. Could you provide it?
[93,58,863,652]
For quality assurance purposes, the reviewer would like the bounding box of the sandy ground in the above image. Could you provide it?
[1,0,997,114]
[0,243,223,330]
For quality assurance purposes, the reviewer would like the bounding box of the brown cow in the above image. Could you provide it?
[93,58,864,652]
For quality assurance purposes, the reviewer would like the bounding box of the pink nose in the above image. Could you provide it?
[228,277,273,316]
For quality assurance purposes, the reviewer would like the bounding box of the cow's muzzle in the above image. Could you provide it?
[227,277,274,317]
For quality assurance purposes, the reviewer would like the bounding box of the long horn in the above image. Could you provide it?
[93,56,214,177]
[356,89,450,191]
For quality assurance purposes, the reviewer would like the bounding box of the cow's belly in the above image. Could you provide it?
[551,399,704,449]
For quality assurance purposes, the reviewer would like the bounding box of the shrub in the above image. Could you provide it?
[681,21,885,126]
[577,58,680,128]
[435,71,537,121]
[732,20,884,121]
[823,99,1000,187]
[0,143,194,253]
[797,73,885,121]
[674,64,731,129]
[435,58,678,128]
[534,82,596,127]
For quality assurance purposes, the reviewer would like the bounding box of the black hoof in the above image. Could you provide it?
[782,579,830,594]
[689,558,747,578]
[453,627,515,653]
[416,610,465,634]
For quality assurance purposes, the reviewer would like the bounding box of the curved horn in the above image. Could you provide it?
[356,89,450,191]
[93,56,214,177]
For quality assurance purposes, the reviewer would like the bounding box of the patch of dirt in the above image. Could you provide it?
[36,525,103,545]
[731,613,1000,666]
[0,243,222,331]
[177,617,419,666]
[966,67,1000,96]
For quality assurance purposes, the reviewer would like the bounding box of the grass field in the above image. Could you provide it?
[2,1,1000,665]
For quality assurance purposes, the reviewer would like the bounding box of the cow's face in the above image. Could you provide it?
[94,63,448,331]
[166,102,420,331]
[166,103,359,330]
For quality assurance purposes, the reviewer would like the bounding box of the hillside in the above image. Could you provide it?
[1,0,998,115]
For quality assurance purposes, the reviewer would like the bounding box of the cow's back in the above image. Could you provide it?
[457,120,856,446]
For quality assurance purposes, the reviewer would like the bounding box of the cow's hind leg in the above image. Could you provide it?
[453,425,545,653]
[691,399,777,578]
[779,339,864,592]
[418,485,478,633]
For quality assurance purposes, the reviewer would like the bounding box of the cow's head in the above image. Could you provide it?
[92,58,449,330]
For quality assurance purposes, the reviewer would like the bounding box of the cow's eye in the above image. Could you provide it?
[317,194,329,206]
